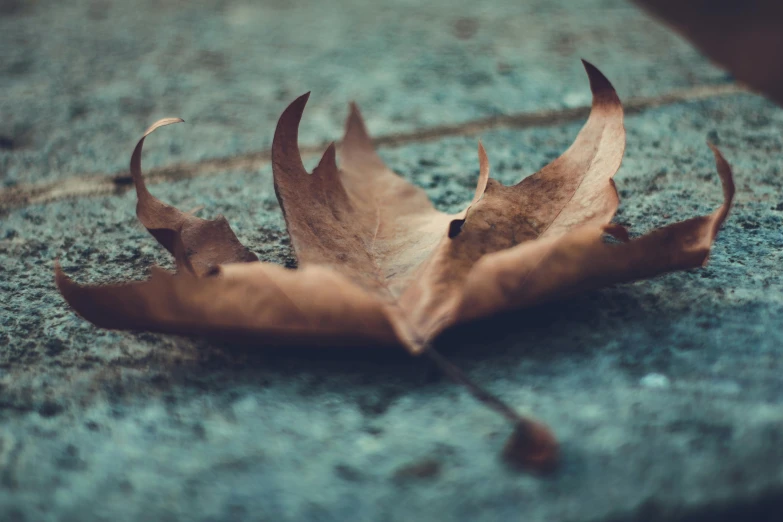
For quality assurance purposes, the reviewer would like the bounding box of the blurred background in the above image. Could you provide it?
[4,0,775,189]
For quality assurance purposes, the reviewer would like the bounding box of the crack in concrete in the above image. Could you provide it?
[0,83,745,212]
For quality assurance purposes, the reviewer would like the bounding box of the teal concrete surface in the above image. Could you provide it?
[1,1,782,521]
[2,90,783,521]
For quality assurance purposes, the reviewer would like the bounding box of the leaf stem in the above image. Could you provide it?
[424,347,523,424]
[423,347,559,473]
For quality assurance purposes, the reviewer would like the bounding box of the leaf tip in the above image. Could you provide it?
[472,140,490,201]
[705,141,733,186]
[706,140,724,161]
[54,258,64,283]
[54,258,67,281]
[581,59,617,100]
[273,94,311,176]
[705,142,735,227]
[141,117,185,139]
[342,101,382,166]
[54,259,78,303]
[315,141,338,173]
[344,101,370,142]
[502,419,559,474]
[477,141,489,170]
[280,93,312,125]
[707,142,730,181]
[131,117,186,204]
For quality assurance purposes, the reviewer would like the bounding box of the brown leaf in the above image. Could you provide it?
[57,60,734,352]
[56,61,735,470]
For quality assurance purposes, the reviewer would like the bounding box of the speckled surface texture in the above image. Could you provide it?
[1,1,783,521]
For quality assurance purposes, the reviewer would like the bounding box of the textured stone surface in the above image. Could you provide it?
[1,87,782,521]
[0,0,730,186]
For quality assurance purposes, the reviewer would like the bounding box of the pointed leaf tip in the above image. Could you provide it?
[316,142,338,171]
[477,141,489,170]
[54,260,75,299]
[707,141,724,167]
[344,101,371,142]
[706,142,734,190]
[131,120,174,199]
[705,143,735,229]
[132,117,185,193]
[294,91,311,108]
[278,93,311,128]
[706,140,723,157]
[341,100,386,171]
[450,140,491,239]
[141,117,185,139]
[474,140,490,201]
[273,94,311,176]
[54,258,63,280]
[581,60,616,99]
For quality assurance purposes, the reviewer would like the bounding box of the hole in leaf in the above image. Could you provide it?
[448,219,465,238]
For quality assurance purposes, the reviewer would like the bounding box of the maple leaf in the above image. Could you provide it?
[56,62,734,471]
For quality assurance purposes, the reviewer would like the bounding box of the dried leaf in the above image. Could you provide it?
[56,61,734,470]
[130,118,258,276]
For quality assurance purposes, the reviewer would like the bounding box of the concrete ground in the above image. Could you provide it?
[1,1,782,521]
